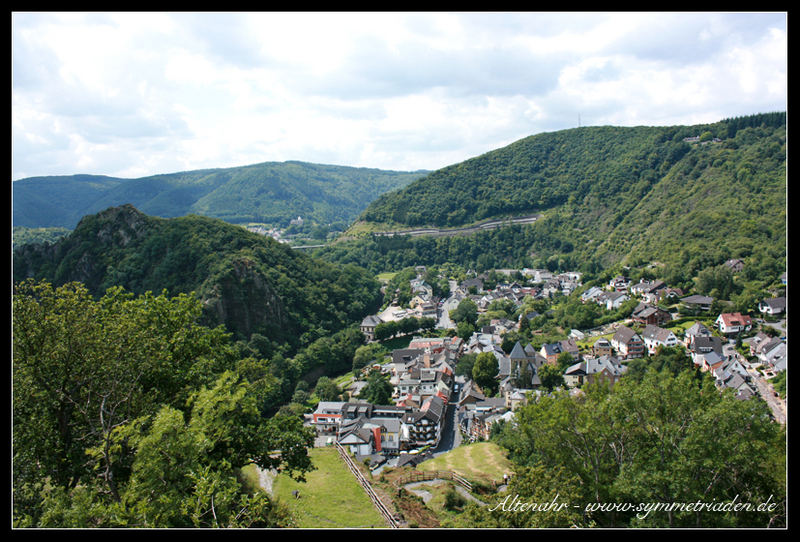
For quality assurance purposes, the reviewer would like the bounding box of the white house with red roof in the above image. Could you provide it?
[715,312,753,335]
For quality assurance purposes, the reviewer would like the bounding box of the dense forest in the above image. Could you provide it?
[13,280,318,527]
[320,113,785,286]
[12,160,426,229]
[13,204,383,356]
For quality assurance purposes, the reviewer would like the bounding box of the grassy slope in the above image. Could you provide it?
[416,441,513,485]
[271,447,387,528]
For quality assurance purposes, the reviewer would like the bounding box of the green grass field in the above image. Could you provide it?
[416,442,513,485]
[271,447,388,528]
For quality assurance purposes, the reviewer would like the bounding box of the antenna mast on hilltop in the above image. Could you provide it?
[578,113,581,128]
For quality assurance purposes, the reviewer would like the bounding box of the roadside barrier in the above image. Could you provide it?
[395,469,473,492]
[334,442,401,528]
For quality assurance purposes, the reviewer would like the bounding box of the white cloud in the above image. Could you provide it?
[11,11,787,181]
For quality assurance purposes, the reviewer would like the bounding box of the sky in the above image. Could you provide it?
[11,11,787,181]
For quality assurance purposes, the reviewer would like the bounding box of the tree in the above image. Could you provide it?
[352,342,388,372]
[456,320,476,341]
[495,368,786,528]
[472,352,499,396]
[538,363,565,391]
[13,280,315,528]
[374,320,398,341]
[455,353,478,377]
[556,351,575,372]
[449,462,584,528]
[360,369,393,405]
[313,376,342,401]
[398,316,420,335]
[450,298,478,326]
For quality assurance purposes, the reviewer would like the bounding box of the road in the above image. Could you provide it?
[746,365,786,425]
[371,214,541,239]
[432,383,462,457]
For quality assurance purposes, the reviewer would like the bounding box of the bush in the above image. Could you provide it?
[443,488,467,511]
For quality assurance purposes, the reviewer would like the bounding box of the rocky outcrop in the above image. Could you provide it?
[201,257,288,340]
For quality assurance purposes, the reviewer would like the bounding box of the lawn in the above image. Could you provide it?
[271,447,388,528]
[415,442,513,485]
[376,272,398,282]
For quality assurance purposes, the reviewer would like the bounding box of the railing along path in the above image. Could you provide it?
[334,443,401,528]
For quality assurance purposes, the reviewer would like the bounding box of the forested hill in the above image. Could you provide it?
[12,161,426,229]
[335,113,785,277]
[13,205,383,354]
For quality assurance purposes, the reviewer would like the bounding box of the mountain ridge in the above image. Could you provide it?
[12,160,427,230]
[13,204,383,353]
[322,112,785,281]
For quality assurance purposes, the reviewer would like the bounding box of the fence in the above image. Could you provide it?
[334,443,401,528]
[395,469,473,492]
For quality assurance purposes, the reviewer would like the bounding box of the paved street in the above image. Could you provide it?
[746,366,786,425]
[432,383,462,456]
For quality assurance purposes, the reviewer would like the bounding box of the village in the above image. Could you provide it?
[308,262,787,472]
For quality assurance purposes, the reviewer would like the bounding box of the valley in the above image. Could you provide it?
[11,113,787,529]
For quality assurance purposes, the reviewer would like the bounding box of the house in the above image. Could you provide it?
[631,303,672,326]
[592,337,613,357]
[581,286,605,303]
[611,326,645,359]
[660,288,685,302]
[716,312,753,335]
[311,401,347,434]
[402,394,447,448]
[337,415,404,457]
[602,291,630,311]
[559,338,580,360]
[680,294,714,312]
[641,325,680,355]
[457,397,508,442]
[758,339,786,371]
[630,279,666,297]
[696,350,727,373]
[505,389,532,411]
[713,366,755,399]
[564,356,627,388]
[457,380,487,409]
[459,277,485,294]
[540,342,563,365]
[684,322,712,347]
[609,276,631,292]
[724,259,745,273]
[758,297,786,316]
[360,314,384,342]
[748,331,772,356]
[569,329,586,341]
[337,418,376,456]
[749,332,786,365]
[688,335,724,366]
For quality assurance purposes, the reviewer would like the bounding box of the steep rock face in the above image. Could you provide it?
[88,204,150,248]
[201,257,287,340]
[13,205,151,287]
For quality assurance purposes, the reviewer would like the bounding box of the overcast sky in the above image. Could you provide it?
[11,11,787,181]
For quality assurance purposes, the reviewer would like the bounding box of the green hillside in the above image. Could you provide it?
[326,113,785,280]
[12,161,426,229]
[13,204,382,353]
